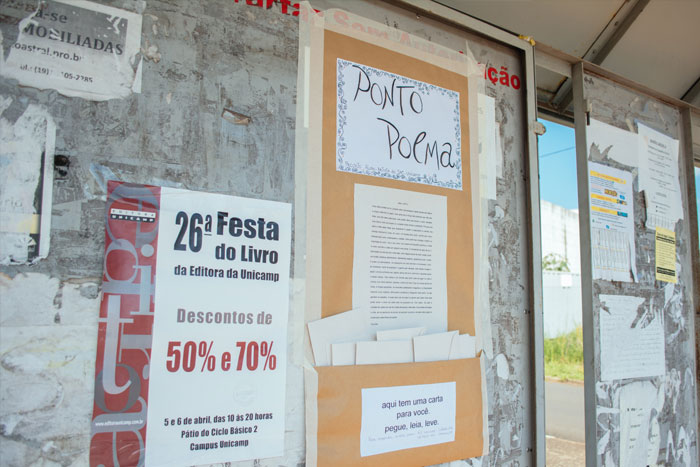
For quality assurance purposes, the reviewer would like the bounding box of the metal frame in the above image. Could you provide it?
[550,0,651,112]
[571,61,597,467]
[681,108,700,441]
[384,1,546,464]
[572,59,700,466]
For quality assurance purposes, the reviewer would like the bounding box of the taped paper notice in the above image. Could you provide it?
[599,295,665,381]
[0,103,55,264]
[637,123,682,230]
[352,184,448,333]
[588,162,636,282]
[336,59,462,190]
[0,0,142,100]
[360,382,456,457]
[655,227,676,283]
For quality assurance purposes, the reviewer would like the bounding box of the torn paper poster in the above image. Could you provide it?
[637,122,683,230]
[0,102,55,264]
[587,118,639,168]
[619,380,661,467]
[0,0,142,101]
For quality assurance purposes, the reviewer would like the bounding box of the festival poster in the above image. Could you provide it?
[89,181,291,466]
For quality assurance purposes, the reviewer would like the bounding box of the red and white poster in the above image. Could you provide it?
[89,182,291,466]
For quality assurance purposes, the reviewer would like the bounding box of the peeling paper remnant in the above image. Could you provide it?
[0,102,55,264]
[0,0,143,101]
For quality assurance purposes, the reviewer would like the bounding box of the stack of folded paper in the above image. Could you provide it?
[308,308,477,367]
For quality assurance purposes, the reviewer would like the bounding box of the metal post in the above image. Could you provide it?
[680,107,700,440]
[571,61,597,467]
[524,41,546,467]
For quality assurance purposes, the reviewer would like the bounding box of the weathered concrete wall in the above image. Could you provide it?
[1,1,301,465]
[0,1,538,466]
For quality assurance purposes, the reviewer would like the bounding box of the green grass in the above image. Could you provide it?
[544,326,584,382]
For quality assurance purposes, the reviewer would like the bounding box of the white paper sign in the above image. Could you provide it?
[360,382,456,457]
[637,122,683,230]
[336,59,462,189]
[599,294,665,381]
[143,187,291,466]
[352,184,448,333]
[588,162,636,282]
[0,0,142,100]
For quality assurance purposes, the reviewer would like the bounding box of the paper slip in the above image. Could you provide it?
[377,327,426,341]
[356,340,414,365]
[448,334,477,360]
[331,342,357,366]
[413,331,458,362]
[307,309,375,367]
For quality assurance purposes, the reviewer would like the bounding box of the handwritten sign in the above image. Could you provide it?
[336,59,462,190]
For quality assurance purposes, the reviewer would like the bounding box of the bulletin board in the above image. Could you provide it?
[572,66,699,466]
[319,30,476,336]
[299,1,543,466]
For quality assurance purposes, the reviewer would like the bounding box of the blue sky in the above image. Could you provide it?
[537,119,700,228]
[537,119,578,210]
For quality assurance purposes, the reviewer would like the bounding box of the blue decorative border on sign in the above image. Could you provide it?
[336,58,462,190]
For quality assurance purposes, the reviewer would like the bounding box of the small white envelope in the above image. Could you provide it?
[355,340,414,365]
[413,331,458,362]
[307,309,375,367]
[331,342,357,366]
[448,334,477,360]
[376,326,426,341]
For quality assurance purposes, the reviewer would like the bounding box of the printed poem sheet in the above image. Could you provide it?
[353,184,447,333]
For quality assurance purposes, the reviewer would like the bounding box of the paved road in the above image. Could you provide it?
[545,380,585,443]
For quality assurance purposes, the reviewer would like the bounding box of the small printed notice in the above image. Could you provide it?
[588,162,636,282]
[336,59,462,190]
[637,123,682,230]
[655,227,676,283]
[0,0,142,100]
[620,381,662,467]
[360,382,456,457]
[352,184,447,333]
[599,294,665,381]
[90,182,291,466]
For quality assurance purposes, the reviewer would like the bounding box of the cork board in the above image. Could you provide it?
[320,29,475,335]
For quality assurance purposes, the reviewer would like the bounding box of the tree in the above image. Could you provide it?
[542,253,570,272]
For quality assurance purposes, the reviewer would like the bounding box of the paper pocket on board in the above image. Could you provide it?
[304,356,488,467]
